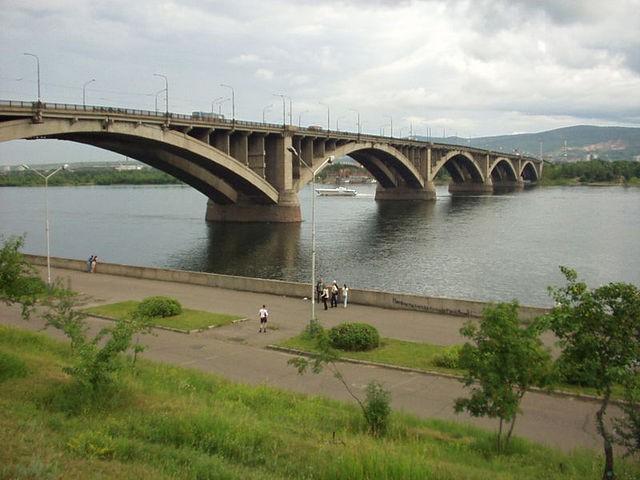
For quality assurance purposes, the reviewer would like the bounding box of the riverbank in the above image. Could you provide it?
[25,254,549,320]
[0,265,618,452]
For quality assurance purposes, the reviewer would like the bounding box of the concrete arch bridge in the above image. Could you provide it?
[0,100,542,222]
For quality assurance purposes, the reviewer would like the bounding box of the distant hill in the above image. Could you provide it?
[413,125,640,162]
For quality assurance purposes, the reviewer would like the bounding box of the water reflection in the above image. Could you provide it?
[169,222,302,279]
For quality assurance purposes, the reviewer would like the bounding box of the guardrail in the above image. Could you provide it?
[0,99,539,161]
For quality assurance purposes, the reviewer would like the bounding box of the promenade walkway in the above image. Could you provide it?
[0,266,608,452]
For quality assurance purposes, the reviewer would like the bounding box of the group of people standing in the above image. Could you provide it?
[316,279,349,310]
[86,255,98,273]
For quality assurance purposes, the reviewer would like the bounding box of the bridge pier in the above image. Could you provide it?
[493,180,525,193]
[205,191,301,223]
[448,182,494,195]
[374,182,436,201]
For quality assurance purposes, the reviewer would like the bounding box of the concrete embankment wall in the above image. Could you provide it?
[26,254,550,320]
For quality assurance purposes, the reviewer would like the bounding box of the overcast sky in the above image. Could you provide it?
[1,0,639,164]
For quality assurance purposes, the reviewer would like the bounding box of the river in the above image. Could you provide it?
[0,183,638,306]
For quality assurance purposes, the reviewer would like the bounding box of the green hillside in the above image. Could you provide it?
[415,125,640,162]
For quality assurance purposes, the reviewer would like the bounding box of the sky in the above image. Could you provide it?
[1,0,639,165]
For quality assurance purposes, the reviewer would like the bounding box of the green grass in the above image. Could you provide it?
[277,334,627,400]
[1,325,638,479]
[84,301,243,332]
[279,334,461,375]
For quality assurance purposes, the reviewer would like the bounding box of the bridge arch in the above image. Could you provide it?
[297,142,424,190]
[0,118,279,205]
[520,161,539,182]
[489,157,518,183]
[432,150,485,183]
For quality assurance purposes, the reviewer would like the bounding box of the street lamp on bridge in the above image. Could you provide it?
[82,78,95,107]
[273,94,287,127]
[384,115,393,137]
[336,115,346,132]
[297,110,308,128]
[287,146,334,325]
[319,102,330,131]
[23,52,41,102]
[220,84,235,123]
[153,73,169,116]
[21,163,68,286]
[154,89,165,113]
[262,104,273,124]
[349,108,361,136]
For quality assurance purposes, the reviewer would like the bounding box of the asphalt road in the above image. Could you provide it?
[0,266,613,452]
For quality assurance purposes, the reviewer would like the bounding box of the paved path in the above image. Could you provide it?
[0,266,609,452]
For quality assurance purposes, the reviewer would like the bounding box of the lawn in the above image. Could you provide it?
[277,333,626,400]
[2,325,638,479]
[84,300,243,332]
[278,333,462,375]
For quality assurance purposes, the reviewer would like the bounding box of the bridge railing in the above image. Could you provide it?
[0,99,538,161]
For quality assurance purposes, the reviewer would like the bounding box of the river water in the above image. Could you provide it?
[0,183,638,306]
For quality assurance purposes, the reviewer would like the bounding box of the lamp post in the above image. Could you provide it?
[82,78,95,107]
[212,97,229,116]
[21,164,68,286]
[153,73,169,116]
[154,88,165,113]
[336,115,346,132]
[220,84,235,123]
[287,146,334,325]
[349,108,361,135]
[262,104,273,124]
[319,102,330,131]
[297,110,308,127]
[274,94,287,126]
[384,115,393,137]
[23,52,41,102]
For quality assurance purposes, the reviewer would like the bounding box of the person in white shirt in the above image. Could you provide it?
[258,305,268,333]
[342,284,349,308]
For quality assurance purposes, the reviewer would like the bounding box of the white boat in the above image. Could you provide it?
[315,186,358,197]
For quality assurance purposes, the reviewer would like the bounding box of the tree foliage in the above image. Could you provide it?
[548,267,640,479]
[454,302,552,452]
[289,323,392,437]
[542,160,640,184]
[0,235,48,319]
[42,288,147,390]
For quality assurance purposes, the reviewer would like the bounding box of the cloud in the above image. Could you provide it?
[254,68,274,80]
[0,0,638,166]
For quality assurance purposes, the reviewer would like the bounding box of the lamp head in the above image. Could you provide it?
[21,164,30,170]
[62,164,69,170]
[327,155,334,164]
[287,146,299,157]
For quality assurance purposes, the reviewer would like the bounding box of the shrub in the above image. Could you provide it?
[0,350,28,383]
[136,296,182,319]
[364,381,391,436]
[329,322,379,351]
[433,345,462,369]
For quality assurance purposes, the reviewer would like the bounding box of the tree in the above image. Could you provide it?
[548,267,640,480]
[0,235,48,319]
[614,380,640,458]
[289,324,392,436]
[42,288,148,390]
[454,302,552,452]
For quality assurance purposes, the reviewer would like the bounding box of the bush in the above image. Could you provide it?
[328,322,379,351]
[364,381,391,436]
[136,296,182,318]
[433,345,462,369]
[0,350,28,383]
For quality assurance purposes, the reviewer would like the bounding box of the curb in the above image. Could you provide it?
[266,345,622,406]
[86,313,248,335]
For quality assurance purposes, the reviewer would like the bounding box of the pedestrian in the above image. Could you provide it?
[258,305,269,333]
[86,255,93,272]
[90,255,98,273]
[342,283,349,308]
[316,279,323,304]
[331,281,339,308]
[321,287,329,310]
